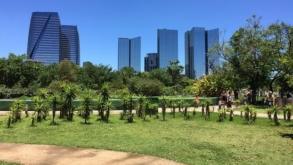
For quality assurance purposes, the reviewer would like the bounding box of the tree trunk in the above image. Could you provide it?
[287,111,291,121]
[229,110,234,121]
[162,105,166,121]
[273,111,279,126]
[172,107,175,118]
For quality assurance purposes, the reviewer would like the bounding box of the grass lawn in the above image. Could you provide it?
[0,111,292,165]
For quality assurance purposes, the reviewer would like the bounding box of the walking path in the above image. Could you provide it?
[0,143,184,165]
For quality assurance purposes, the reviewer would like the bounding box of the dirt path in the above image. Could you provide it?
[0,143,184,165]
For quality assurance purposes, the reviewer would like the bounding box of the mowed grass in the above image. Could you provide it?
[0,111,292,165]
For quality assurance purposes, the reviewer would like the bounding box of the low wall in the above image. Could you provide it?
[0,97,218,111]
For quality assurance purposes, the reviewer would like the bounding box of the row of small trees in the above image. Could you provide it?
[6,84,293,128]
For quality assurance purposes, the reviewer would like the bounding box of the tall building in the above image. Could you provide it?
[206,29,220,73]
[61,25,80,65]
[27,12,61,65]
[27,12,80,65]
[185,27,219,79]
[157,29,178,69]
[144,53,158,72]
[118,37,141,72]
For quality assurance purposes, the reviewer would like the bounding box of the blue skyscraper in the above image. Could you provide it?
[144,53,158,72]
[118,37,141,72]
[61,25,80,65]
[185,27,219,79]
[206,29,220,73]
[27,12,61,65]
[157,29,178,69]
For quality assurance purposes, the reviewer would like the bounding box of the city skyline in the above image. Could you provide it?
[1,0,293,71]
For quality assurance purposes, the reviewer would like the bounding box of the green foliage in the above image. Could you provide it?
[149,68,172,86]
[167,60,184,85]
[128,77,164,96]
[58,59,78,82]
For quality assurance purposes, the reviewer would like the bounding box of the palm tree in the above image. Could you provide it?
[200,102,205,117]
[270,105,280,126]
[160,96,168,121]
[205,99,211,120]
[58,82,67,118]
[82,89,94,124]
[95,96,103,119]
[48,92,60,124]
[243,104,252,124]
[121,94,130,117]
[169,99,177,118]
[33,96,45,122]
[64,83,78,121]
[284,105,292,121]
[10,99,24,122]
[142,99,150,121]
[137,95,144,118]
[100,83,110,121]
[37,88,49,120]
[104,101,113,123]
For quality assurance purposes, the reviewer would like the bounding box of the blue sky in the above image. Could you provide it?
[1,0,293,71]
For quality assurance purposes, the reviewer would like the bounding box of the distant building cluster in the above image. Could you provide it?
[118,28,219,79]
[27,12,80,65]
[26,12,219,79]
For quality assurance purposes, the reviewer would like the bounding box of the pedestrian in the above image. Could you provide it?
[264,91,275,106]
[227,91,233,109]
[218,97,222,110]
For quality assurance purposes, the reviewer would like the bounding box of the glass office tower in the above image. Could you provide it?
[27,12,61,65]
[157,29,178,69]
[118,37,141,72]
[206,29,220,73]
[185,27,206,79]
[185,27,219,79]
[61,25,80,65]
[144,53,158,72]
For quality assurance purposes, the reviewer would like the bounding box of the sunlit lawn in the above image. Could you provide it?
[0,111,292,165]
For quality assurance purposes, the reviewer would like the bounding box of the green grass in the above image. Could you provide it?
[0,111,292,165]
[0,160,20,165]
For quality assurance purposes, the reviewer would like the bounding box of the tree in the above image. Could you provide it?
[58,59,78,82]
[39,63,59,88]
[149,69,172,86]
[64,83,79,121]
[128,77,164,96]
[81,89,94,124]
[167,60,184,85]
[160,96,168,121]
[48,92,60,124]
[100,83,110,121]
[214,16,277,104]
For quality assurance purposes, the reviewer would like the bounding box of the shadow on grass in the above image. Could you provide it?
[79,122,93,125]
[279,133,293,140]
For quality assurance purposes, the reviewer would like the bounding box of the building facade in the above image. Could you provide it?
[27,12,80,65]
[27,12,61,65]
[185,27,219,79]
[157,29,178,69]
[118,37,141,72]
[61,25,80,65]
[206,29,220,73]
[144,53,158,72]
